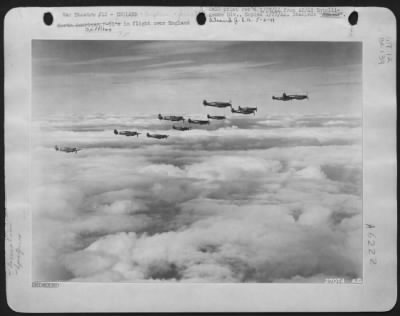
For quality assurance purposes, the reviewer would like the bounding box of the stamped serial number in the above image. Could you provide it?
[32,281,59,288]
[325,278,345,284]
[366,224,377,265]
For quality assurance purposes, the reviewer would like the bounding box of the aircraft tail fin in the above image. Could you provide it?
[54,145,59,151]
[203,100,207,106]
[158,114,163,120]
[114,129,118,135]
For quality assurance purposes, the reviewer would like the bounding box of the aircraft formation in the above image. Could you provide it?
[111,99,260,141]
[55,93,308,153]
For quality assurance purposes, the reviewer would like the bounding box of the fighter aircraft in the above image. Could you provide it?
[231,107,256,115]
[272,92,308,101]
[188,118,210,125]
[203,100,232,108]
[158,114,185,122]
[172,125,191,131]
[238,106,257,113]
[54,145,81,154]
[114,129,141,137]
[207,114,226,120]
[146,132,169,139]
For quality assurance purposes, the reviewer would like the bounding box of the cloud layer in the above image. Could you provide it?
[32,113,362,282]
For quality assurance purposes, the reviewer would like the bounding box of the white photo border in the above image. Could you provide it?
[4,6,397,312]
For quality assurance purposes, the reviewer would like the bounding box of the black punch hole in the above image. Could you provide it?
[43,12,53,26]
[197,12,206,25]
[348,11,358,26]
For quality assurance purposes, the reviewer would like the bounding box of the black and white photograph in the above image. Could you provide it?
[31,40,363,283]
[4,6,397,312]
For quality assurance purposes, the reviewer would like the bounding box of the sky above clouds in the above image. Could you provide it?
[32,41,362,117]
[31,41,362,282]
[32,114,362,282]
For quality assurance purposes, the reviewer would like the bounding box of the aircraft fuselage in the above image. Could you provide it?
[158,114,185,122]
[173,125,191,131]
[203,100,232,108]
[231,108,256,115]
[147,133,168,139]
[207,115,226,120]
[272,94,308,101]
[238,106,257,112]
[55,145,80,153]
[114,129,140,137]
[188,119,210,125]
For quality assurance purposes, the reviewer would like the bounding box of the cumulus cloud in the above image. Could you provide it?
[295,165,326,179]
[32,113,362,283]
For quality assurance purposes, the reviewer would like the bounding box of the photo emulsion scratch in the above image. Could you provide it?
[31,40,363,283]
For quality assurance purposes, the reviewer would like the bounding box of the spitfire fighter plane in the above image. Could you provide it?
[172,125,191,131]
[231,107,256,115]
[238,106,257,113]
[158,114,185,122]
[54,145,81,154]
[207,114,226,120]
[114,129,141,137]
[272,92,308,101]
[146,132,169,139]
[188,118,210,125]
[203,100,232,108]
